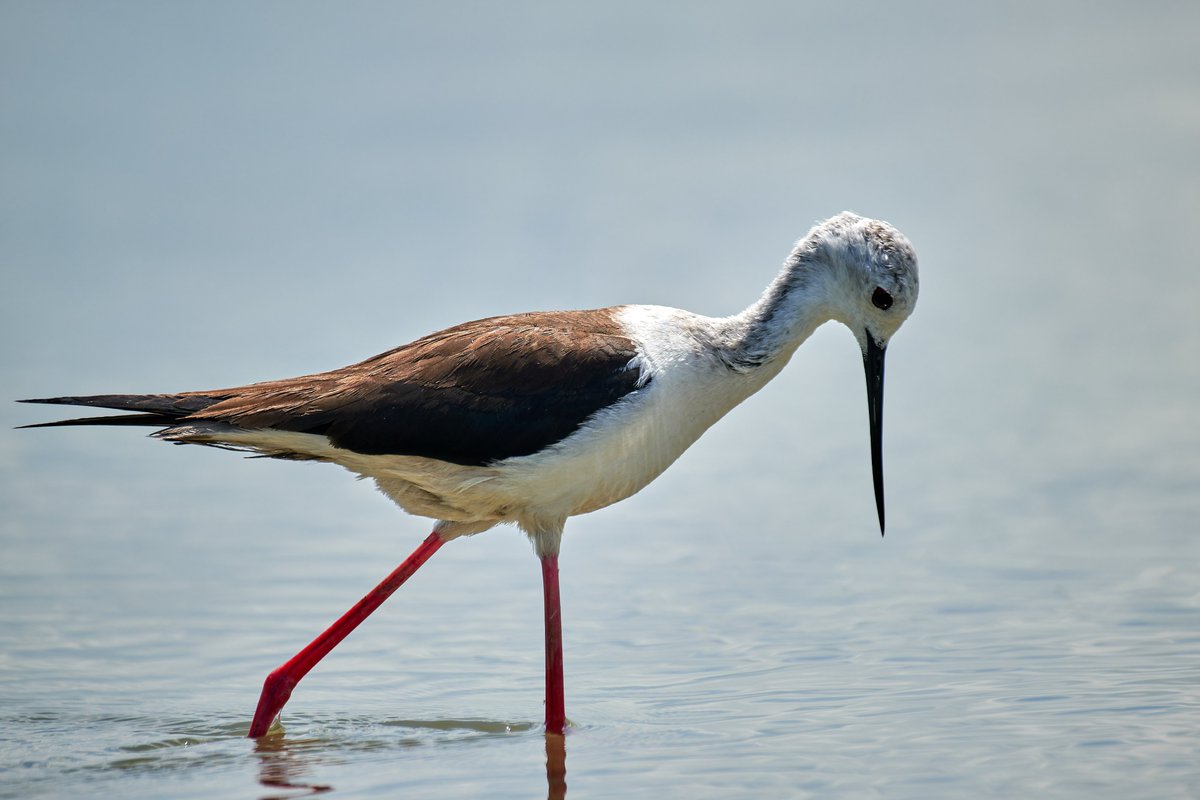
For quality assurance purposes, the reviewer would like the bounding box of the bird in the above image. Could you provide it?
[19,211,919,738]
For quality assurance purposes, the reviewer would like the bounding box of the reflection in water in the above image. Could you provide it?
[253,732,334,798]
[248,719,564,797]
[545,733,567,800]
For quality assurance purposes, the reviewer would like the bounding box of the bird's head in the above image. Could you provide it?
[806,211,920,345]
[800,212,920,534]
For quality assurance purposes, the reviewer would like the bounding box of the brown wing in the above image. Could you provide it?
[21,309,647,466]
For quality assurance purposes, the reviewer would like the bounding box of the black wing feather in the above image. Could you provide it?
[18,310,649,466]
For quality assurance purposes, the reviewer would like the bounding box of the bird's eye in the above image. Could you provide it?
[871,287,894,310]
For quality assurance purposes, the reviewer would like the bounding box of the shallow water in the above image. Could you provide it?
[2,2,1198,798]
[3,439,1196,798]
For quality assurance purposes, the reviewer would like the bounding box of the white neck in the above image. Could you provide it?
[713,250,833,374]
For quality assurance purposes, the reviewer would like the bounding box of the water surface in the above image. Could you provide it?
[2,2,1197,797]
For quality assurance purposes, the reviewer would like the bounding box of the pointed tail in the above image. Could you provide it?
[16,394,223,429]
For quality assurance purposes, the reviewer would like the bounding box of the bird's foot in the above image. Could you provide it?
[248,666,297,738]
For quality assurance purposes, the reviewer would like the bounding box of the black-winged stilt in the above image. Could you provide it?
[20,212,919,737]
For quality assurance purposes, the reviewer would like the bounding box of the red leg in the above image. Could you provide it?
[541,553,566,735]
[247,531,445,737]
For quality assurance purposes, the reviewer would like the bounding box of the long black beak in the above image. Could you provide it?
[863,334,887,535]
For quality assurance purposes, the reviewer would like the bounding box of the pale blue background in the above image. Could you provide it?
[2,2,1197,798]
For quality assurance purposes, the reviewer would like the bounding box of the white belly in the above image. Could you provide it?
[366,365,746,535]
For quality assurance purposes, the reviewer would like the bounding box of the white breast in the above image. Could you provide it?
[435,305,775,530]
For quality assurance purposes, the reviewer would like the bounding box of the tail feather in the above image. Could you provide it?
[17,412,188,429]
[17,393,331,462]
[16,394,224,429]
